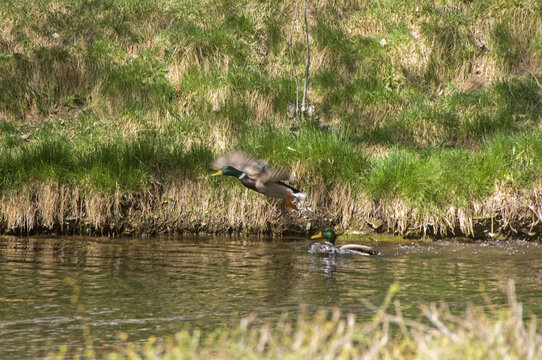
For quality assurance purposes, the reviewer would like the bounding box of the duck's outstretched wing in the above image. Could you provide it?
[212,151,264,175]
[212,151,292,183]
[263,166,292,184]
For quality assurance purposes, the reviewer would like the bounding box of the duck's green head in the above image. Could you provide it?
[311,228,337,244]
[212,166,244,178]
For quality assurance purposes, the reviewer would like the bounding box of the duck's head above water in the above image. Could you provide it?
[311,228,337,244]
[212,165,244,178]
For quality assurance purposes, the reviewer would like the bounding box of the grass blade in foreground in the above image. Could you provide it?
[58,282,541,360]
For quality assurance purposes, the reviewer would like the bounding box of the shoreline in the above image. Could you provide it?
[2,181,540,240]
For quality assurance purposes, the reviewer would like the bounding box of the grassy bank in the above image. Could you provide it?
[55,283,542,359]
[1,0,541,237]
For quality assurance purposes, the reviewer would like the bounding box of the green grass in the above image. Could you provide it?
[364,131,542,209]
[0,127,212,193]
[0,0,541,232]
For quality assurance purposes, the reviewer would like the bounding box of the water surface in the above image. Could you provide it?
[0,235,541,359]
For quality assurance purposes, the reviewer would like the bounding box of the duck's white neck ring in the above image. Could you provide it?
[238,173,246,180]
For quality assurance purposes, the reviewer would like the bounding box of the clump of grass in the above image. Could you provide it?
[237,123,370,188]
[363,129,542,212]
[58,282,541,359]
[420,4,477,85]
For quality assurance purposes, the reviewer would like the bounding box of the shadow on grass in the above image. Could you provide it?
[351,75,542,150]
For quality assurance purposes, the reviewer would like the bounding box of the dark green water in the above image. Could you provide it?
[1,235,541,359]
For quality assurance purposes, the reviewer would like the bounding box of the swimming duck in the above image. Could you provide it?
[211,151,306,210]
[310,228,378,256]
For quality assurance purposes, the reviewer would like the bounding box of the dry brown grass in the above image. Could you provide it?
[1,178,541,239]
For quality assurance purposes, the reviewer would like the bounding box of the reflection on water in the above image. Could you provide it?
[0,235,541,359]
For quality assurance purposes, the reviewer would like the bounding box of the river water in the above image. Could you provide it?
[1,235,541,359]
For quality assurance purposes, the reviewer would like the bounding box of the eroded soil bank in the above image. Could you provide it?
[2,180,541,240]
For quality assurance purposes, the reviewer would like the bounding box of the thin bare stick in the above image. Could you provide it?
[289,0,300,118]
[301,0,310,114]
[524,68,542,89]
[523,69,542,111]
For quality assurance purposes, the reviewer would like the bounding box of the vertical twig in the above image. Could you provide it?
[524,68,542,89]
[301,0,310,115]
[289,0,300,119]
[490,197,494,235]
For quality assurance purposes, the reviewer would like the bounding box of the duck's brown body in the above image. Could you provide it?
[212,151,306,209]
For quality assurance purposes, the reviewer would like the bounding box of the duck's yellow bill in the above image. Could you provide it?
[311,232,323,239]
[212,170,224,176]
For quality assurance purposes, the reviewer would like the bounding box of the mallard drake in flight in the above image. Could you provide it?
[310,228,378,256]
[211,151,306,210]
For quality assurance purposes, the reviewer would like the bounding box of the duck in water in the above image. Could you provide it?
[211,151,306,210]
[309,228,378,256]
